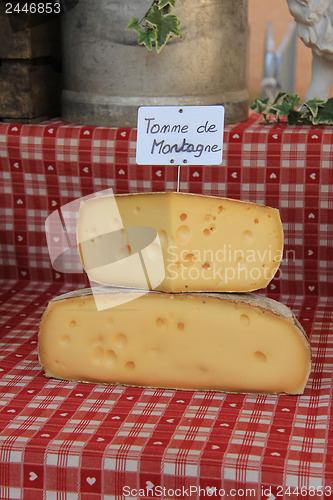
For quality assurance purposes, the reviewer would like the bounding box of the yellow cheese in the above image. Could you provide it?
[77,192,283,292]
[38,288,311,395]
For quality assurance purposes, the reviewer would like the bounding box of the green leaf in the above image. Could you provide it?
[126,17,141,33]
[147,4,181,52]
[303,98,325,118]
[313,97,333,124]
[159,0,176,8]
[138,27,156,51]
[250,97,269,114]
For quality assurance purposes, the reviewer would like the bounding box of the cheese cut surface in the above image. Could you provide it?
[38,288,311,395]
[77,192,284,292]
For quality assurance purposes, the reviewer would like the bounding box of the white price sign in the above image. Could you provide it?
[136,105,224,166]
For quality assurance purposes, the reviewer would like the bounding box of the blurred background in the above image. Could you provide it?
[248,0,333,103]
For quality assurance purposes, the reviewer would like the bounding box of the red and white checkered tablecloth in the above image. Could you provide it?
[0,114,332,499]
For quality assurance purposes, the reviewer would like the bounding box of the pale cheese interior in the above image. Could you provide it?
[77,192,283,292]
[38,291,311,395]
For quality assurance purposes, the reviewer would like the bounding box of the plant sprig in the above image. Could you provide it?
[126,0,181,53]
[251,92,333,125]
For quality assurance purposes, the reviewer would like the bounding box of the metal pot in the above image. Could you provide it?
[61,0,248,126]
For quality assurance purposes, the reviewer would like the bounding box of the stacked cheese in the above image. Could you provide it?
[38,193,311,394]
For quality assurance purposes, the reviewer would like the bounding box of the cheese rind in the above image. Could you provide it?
[38,288,311,395]
[77,192,284,292]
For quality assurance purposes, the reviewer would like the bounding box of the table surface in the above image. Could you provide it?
[0,115,332,499]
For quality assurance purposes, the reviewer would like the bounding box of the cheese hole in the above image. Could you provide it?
[236,255,244,263]
[176,225,190,243]
[146,242,161,260]
[69,320,76,328]
[254,351,267,362]
[240,314,250,326]
[203,228,210,236]
[118,245,131,259]
[125,361,135,371]
[183,253,196,266]
[243,230,254,241]
[210,225,216,232]
[60,335,70,346]
[111,218,122,230]
[180,213,187,221]
[218,205,225,214]
[156,317,168,328]
[114,333,127,350]
[105,350,117,367]
[177,322,185,330]
[106,317,113,326]
[158,229,168,247]
[92,346,104,365]
[202,262,210,270]
[254,218,259,224]
[135,206,140,213]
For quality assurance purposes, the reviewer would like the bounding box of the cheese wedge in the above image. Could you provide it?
[38,288,311,394]
[76,192,283,293]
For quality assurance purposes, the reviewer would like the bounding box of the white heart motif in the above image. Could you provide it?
[153,441,163,445]
[60,412,68,417]
[308,285,315,292]
[282,408,290,412]
[29,472,38,482]
[55,273,61,279]
[146,481,154,490]
[167,418,174,423]
[233,133,240,139]
[13,162,20,168]
[312,134,318,139]
[17,235,23,242]
[53,237,59,243]
[17,199,23,205]
[51,200,57,207]
[48,165,54,171]
[126,396,133,400]
[75,393,83,397]
[270,284,276,290]
[21,271,27,276]
[231,172,237,179]
[192,171,200,178]
[176,399,185,403]
[48,128,54,134]
[86,477,96,486]
[112,416,120,420]
[307,249,313,256]
[220,423,229,427]
[120,131,127,137]
[229,403,236,407]
[270,172,277,179]
[277,428,285,433]
[97,437,105,442]
[7,409,15,413]
[41,433,50,437]
[27,390,34,394]
[272,134,278,139]
[271,452,281,457]
[118,169,125,175]
[211,445,220,450]
[11,126,18,132]
[83,130,90,136]
[155,170,162,177]
[308,213,315,219]
[206,487,216,495]
[83,167,89,173]
[310,173,316,180]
